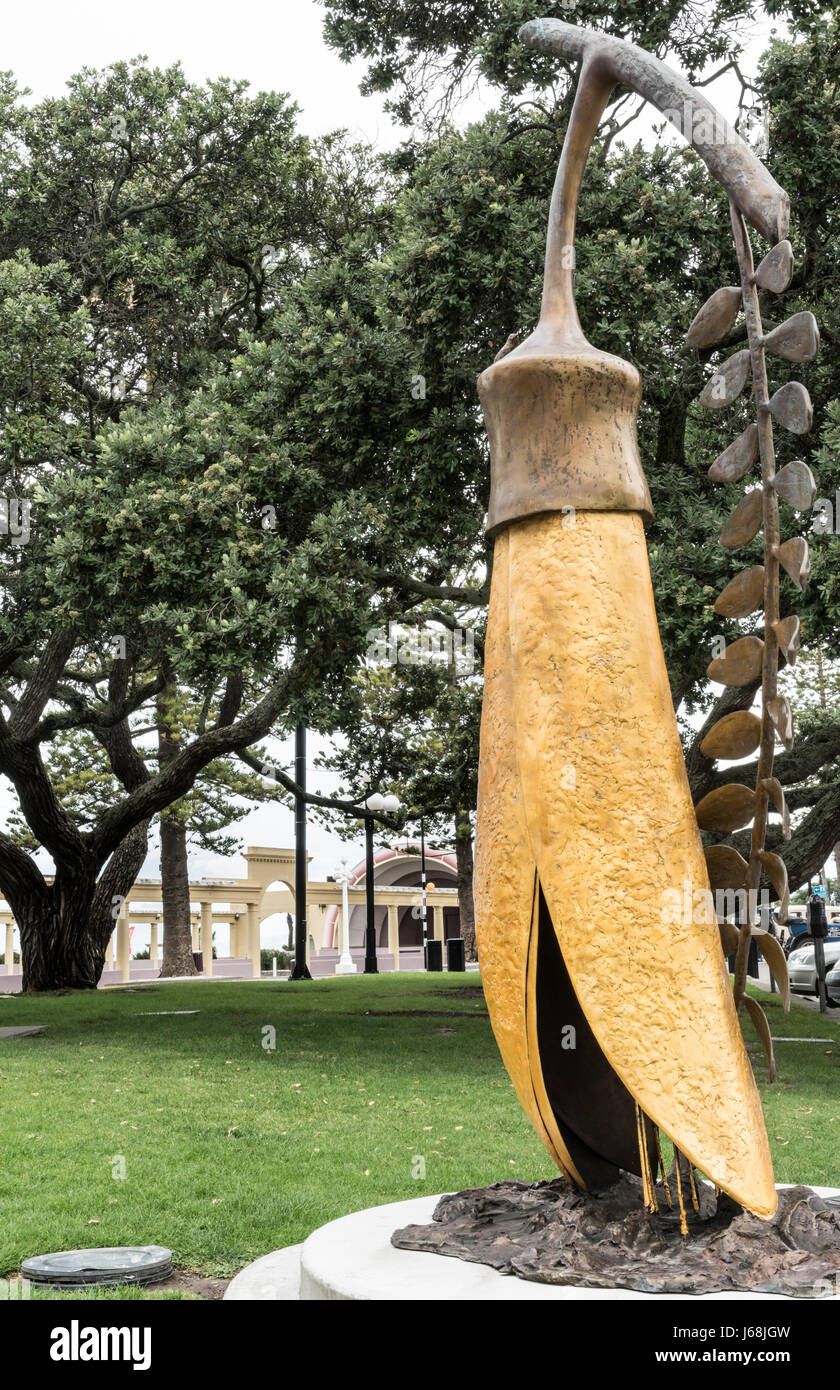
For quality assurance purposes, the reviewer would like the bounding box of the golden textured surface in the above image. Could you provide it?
[475,510,777,1220]
[474,528,585,1186]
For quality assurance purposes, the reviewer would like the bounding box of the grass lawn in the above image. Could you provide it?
[0,972,838,1298]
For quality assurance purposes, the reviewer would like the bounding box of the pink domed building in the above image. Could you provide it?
[323,845,461,965]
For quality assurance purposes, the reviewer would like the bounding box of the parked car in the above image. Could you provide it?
[788,940,840,995]
[784,919,809,957]
[784,912,840,957]
[827,963,840,1006]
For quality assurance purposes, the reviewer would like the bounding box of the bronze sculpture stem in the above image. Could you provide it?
[729,203,781,1006]
[541,54,616,335]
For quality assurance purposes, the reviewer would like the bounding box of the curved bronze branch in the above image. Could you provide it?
[521,18,789,249]
[541,52,617,336]
[483,19,791,537]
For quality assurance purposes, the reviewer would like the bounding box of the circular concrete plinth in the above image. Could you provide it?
[225,1244,304,1301]
[225,1188,840,1301]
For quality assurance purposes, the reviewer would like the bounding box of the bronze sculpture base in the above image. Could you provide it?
[392,1176,840,1297]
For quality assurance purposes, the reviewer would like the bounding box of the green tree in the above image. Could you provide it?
[779,645,840,894]
[0,61,396,990]
[312,608,484,958]
[318,0,782,126]
[5,721,277,973]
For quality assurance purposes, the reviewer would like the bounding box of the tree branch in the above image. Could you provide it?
[216,673,245,729]
[88,667,296,859]
[237,747,397,824]
[9,629,77,740]
[0,829,48,909]
[369,568,488,604]
[33,673,165,742]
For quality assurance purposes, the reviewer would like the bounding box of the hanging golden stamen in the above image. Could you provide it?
[654,1126,673,1209]
[644,1121,660,1214]
[688,1162,700,1213]
[634,1102,649,1207]
[673,1148,689,1238]
[635,1102,659,1213]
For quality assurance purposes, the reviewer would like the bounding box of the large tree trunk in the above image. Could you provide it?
[455,807,477,962]
[17,869,102,991]
[11,819,151,992]
[158,813,196,976]
[157,685,197,977]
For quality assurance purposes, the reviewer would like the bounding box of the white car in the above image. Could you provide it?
[826,963,840,1005]
[788,941,840,995]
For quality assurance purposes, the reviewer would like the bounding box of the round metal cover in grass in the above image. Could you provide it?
[21,1245,172,1288]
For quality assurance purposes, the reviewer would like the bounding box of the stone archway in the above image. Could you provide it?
[258,909,294,953]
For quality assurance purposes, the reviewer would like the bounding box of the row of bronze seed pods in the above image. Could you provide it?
[683,219,820,1061]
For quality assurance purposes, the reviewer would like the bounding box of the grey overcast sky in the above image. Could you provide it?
[4,0,396,142]
[0,1,778,925]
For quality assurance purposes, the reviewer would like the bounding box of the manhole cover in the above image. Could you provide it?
[771,1036,835,1043]
[21,1245,173,1288]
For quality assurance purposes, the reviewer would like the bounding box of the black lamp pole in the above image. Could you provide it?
[809,892,828,1015]
[420,813,427,944]
[289,722,312,981]
[363,814,378,975]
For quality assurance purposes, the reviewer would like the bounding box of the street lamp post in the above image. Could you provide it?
[335,861,357,975]
[289,722,313,981]
[400,815,434,964]
[364,815,377,975]
[362,794,401,975]
[419,813,427,946]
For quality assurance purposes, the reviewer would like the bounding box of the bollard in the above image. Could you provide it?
[425,939,443,973]
[446,938,466,972]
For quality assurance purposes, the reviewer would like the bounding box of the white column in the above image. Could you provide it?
[150,918,159,968]
[335,874,357,975]
[388,904,400,972]
[200,901,213,977]
[247,903,260,979]
[5,921,14,975]
[116,903,131,983]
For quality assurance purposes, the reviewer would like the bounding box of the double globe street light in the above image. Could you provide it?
[334,797,436,976]
[334,859,356,976]
[361,793,401,974]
